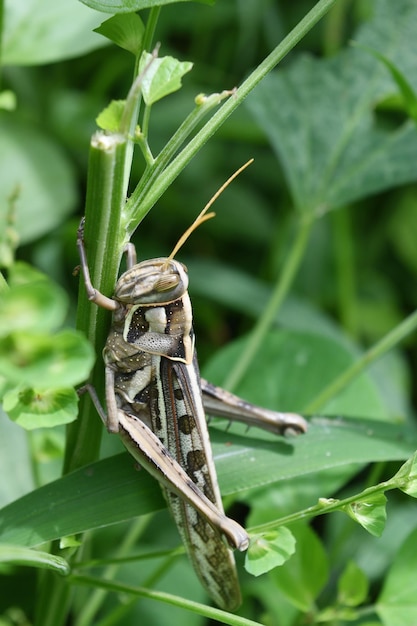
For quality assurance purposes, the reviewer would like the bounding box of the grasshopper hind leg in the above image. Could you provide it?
[201,379,308,436]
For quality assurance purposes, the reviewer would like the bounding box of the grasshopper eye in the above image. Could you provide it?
[155,274,180,292]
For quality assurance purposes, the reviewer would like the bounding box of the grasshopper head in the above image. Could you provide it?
[114,258,189,304]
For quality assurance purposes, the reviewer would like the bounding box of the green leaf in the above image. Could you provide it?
[344,492,387,537]
[210,415,414,507]
[269,524,328,612]
[0,271,68,337]
[94,14,144,54]
[139,52,193,105]
[0,453,166,547]
[393,451,417,498]
[3,387,79,429]
[81,0,215,14]
[2,0,107,65]
[96,100,126,131]
[246,0,417,216]
[338,560,369,607]
[0,416,413,549]
[0,544,69,575]
[220,418,413,494]
[0,117,77,245]
[377,526,417,626]
[0,330,95,388]
[245,527,296,576]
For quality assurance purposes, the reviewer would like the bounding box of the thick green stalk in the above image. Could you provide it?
[35,134,130,626]
[64,133,128,474]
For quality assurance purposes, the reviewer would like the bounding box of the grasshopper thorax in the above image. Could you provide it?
[114,258,189,305]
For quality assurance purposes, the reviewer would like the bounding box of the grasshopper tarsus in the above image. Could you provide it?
[76,218,120,311]
[123,242,137,269]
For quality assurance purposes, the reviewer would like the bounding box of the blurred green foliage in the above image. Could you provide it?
[1,1,417,625]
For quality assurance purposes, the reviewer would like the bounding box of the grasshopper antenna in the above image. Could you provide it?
[165,158,254,265]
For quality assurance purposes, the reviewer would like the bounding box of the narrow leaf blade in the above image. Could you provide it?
[0,544,69,575]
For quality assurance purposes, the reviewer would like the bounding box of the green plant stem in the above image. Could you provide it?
[76,546,185,570]
[322,0,350,56]
[122,0,337,232]
[142,7,161,59]
[120,48,158,137]
[250,476,397,534]
[70,574,264,626]
[75,516,152,626]
[34,571,72,626]
[92,548,185,626]
[95,599,138,626]
[64,134,129,475]
[304,307,417,414]
[35,134,131,626]
[224,217,313,391]
[141,103,152,143]
[122,89,236,233]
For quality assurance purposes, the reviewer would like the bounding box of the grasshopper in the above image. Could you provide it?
[77,165,307,611]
